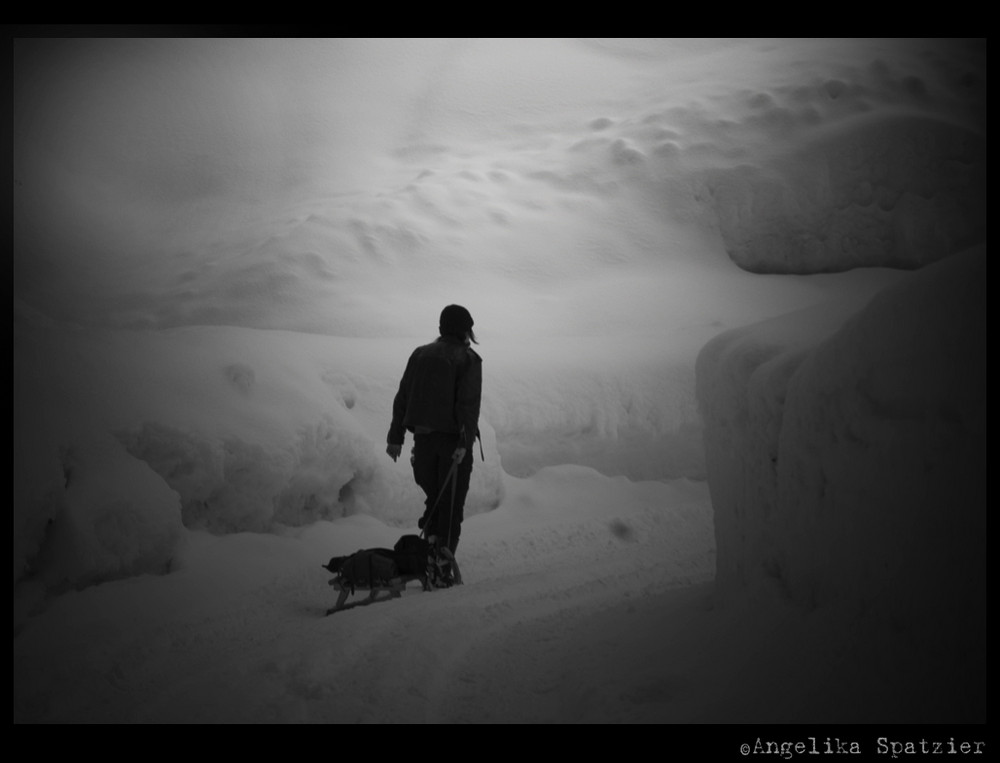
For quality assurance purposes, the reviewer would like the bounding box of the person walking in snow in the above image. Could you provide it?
[386,304,482,557]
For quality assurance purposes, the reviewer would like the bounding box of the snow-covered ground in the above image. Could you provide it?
[13,37,986,725]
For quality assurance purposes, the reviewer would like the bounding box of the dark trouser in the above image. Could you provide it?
[412,431,473,554]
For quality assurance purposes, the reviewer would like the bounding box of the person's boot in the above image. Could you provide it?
[427,536,453,587]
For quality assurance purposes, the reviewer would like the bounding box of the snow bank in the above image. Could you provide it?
[13,428,183,595]
[701,112,986,274]
[696,245,985,706]
[15,311,712,594]
[635,40,989,276]
[11,315,503,591]
[484,337,706,481]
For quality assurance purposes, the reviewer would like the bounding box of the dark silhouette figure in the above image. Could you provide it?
[387,305,482,555]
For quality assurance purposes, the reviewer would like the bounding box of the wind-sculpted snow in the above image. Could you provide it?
[485,340,705,481]
[701,113,986,274]
[775,246,985,626]
[116,419,368,532]
[116,102,982,329]
[18,315,711,591]
[13,429,184,594]
[15,40,986,335]
[696,245,985,714]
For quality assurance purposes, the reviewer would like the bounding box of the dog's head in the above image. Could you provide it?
[322,555,349,574]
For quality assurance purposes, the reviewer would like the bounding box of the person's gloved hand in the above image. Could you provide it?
[386,443,402,462]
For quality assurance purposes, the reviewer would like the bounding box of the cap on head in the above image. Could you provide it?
[440,304,475,340]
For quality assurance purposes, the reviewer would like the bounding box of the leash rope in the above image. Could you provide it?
[420,457,459,543]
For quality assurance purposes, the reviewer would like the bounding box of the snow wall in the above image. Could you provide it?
[696,244,985,677]
[696,109,986,275]
[13,318,701,594]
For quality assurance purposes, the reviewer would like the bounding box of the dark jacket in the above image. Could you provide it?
[388,336,482,450]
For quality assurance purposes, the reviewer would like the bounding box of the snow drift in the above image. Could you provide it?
[703,112,986,273]
[697,244,986,717]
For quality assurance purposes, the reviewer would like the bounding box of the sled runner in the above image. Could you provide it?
[323,534,462,615]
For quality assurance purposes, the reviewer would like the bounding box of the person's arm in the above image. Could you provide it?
[386,355,415,459]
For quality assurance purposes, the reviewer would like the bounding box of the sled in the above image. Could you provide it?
[323,537,462,616]
[326,572,423,614]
